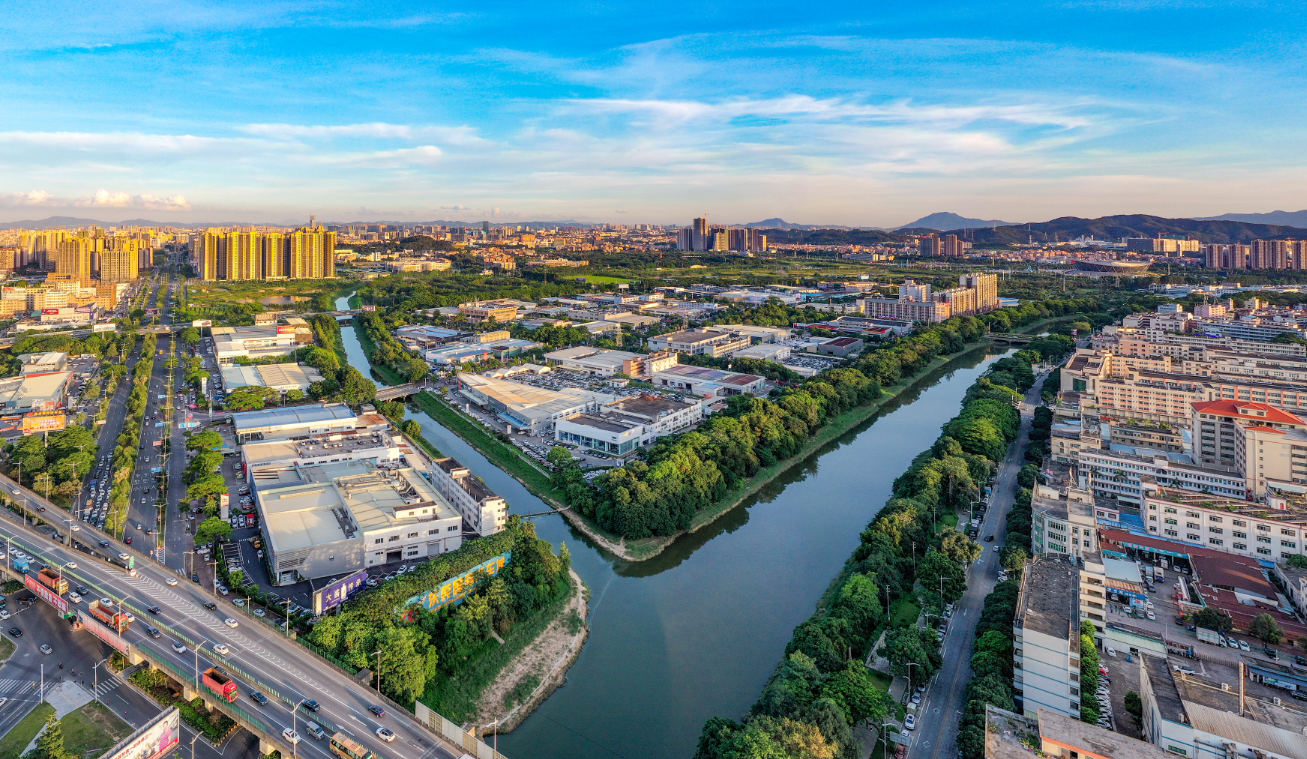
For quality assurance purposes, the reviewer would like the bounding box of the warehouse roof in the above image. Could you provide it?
[231,403,356,434]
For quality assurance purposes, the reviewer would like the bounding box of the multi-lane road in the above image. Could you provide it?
[910,373,1045,759]
[0,476,465,759]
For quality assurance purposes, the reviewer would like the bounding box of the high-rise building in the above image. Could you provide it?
[55,238,93,284]
[692,217,709,252]
[960,272,999,312]
[99,238,140,283]
[197,227,335,282]
[920,235,943,256]
[940,234,970,257]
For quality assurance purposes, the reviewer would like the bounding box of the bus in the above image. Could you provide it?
[330,733,376,759]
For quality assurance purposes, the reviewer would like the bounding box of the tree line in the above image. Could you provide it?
[693,344,1062,758]
[553,297,1093,541]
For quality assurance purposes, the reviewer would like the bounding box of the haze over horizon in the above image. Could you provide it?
[4,1,1307,226]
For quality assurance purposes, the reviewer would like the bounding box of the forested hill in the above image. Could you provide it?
[952,214,1307,245]
[758,227,904,245]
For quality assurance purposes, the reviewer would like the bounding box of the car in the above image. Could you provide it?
[39,644,52,654]
[0,611,10,620]
[1106,646,1117,657]
[250,691,268,705]
[65,561,77,569]
[7,628,18,637]
[213,644,230,655]
[100,596,113,606]
[224,618,238,628]
[253,608,266,617]
[68,592,83,603]
[217,586,228,596]
[366,578,378,587]
[146,626,162,638]
[992,545,1000,552]
[376,728,396,743]
[984,535,994,542]
[1239,640,1251,652]
[904,713,916,730]
[1099,666,1110,676]
[148,605,162,615]
[282,729,300,745]
[368,705,386,718]
[1146,611,1156,621]
[911,691,922,705]
[201,601,217,610]
[166,577,178,586]
[232,598,246,607]
[304,700,321,712]
[191,574,199,583]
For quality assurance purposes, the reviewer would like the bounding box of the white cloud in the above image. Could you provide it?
[441,204,470,210]
[76,190,191,210]
[0,191,56,206]
[239,123,491,146]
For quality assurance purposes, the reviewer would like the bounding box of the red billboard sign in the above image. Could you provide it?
[24,574,68,614]
[276,325,296,334]
[41,308,61,315]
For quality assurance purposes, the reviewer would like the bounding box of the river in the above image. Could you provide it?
[335,295,1006,759]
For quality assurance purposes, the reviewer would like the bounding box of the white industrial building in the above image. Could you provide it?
[430,457,508,537]
[456,373,611,434]
[231,403,358,443]
[554,394,704,457]
[255,460,464,585]
[1014,557,1082,720]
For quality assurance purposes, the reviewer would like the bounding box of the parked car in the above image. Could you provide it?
[904,713,916,730]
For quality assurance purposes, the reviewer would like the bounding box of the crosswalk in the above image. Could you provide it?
[92,675,126,698]
[0,678,40,701]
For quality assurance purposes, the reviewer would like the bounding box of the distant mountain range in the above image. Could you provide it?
[1197,210,1307,227]
[895,212,1016,230]
[948,214,1307,246]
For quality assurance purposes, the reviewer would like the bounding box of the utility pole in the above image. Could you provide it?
[373,650,383,693]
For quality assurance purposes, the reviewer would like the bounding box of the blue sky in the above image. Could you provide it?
[2,0,1305,226]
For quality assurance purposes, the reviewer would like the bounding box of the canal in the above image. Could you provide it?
[335,295,1006,759]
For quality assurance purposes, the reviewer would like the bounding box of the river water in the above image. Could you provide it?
[334,295,1005,759]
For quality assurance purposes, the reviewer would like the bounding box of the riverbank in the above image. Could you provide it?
[420,341,1001,562]
[473,568,590,734]
[351,316,408,386]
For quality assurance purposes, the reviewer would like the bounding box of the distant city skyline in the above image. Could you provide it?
[3,1,1307,226]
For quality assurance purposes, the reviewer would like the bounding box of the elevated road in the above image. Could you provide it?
[0,473,498,759]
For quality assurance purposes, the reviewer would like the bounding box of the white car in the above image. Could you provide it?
[904,713,917,730]
[282,729,300,745]
[0,611,11,620]
[68,593,82,603]
[1106,647,1117,657]
[375,728,396,743]
[166,577,178,586]
[64,562,77,569]
[212,644,230,655]
[224,618,238,628]
[40,644,52,654]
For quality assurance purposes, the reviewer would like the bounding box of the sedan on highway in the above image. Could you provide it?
[165,577,178,586]
[375,728,396,743]
[213,644,230,656]
[250,691,268,705]
[172,641,187,653]
[282,729,300,746]
[7,628,20,637]
[224,618,238,628]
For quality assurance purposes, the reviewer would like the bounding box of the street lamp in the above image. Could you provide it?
[879,722,899,757]
[903,662,920,694]
[372,649,383,693]
[292,698,306,759]
[92,657,109,702]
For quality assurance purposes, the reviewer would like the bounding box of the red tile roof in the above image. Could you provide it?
[1191,399,1307,427]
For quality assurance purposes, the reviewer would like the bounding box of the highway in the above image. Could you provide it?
[911,372,1045,759]
[0,479,465,759]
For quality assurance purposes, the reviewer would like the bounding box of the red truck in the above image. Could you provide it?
[36,568,68,596]
[202,667,237,702]
[88,600,130,633]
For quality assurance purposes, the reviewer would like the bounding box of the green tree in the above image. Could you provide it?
[940,530,982,565]
[547,446,575,469]
[884,626,942,683]
[1124,690,1142,724]
[1192,607,1233,633]
[917,551,967,601]
[179,327,201,345]
[1250,613,1284,645]
[186,430,223,451]
[285,389,306,402]
[1000,546,1028,574]
[821,661,889,727]
[187,474,228,502]
[374,625,439,703]
[1286,554,1307,569]
[30,714,74,759]
[195,516,233,545]
[833,574,883,633]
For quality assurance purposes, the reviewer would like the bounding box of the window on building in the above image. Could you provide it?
[374,539,383,545]
[388,535,399,542]
[448,526,458,532]
[1234,543,1247,550]
[428,529,438,536]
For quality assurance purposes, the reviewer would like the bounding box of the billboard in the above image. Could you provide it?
[24,574,68,614]
[313,568,368,615]
[78,609,129,653]
[360,305,376,312]
[102,706,180,759]
[91,323,118,333]
[191,319,212,328]
[400,552,510,616]
[276,325,296,334]
[21,412,66,434]
[41,308,61,315]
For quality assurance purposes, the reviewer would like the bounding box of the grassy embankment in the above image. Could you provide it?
[0,703,55,759]
[351,317,408,386]
[420,571,580,723]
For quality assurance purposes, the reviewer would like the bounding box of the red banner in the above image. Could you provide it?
[79,610,129,653]
[24,574,68,614]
